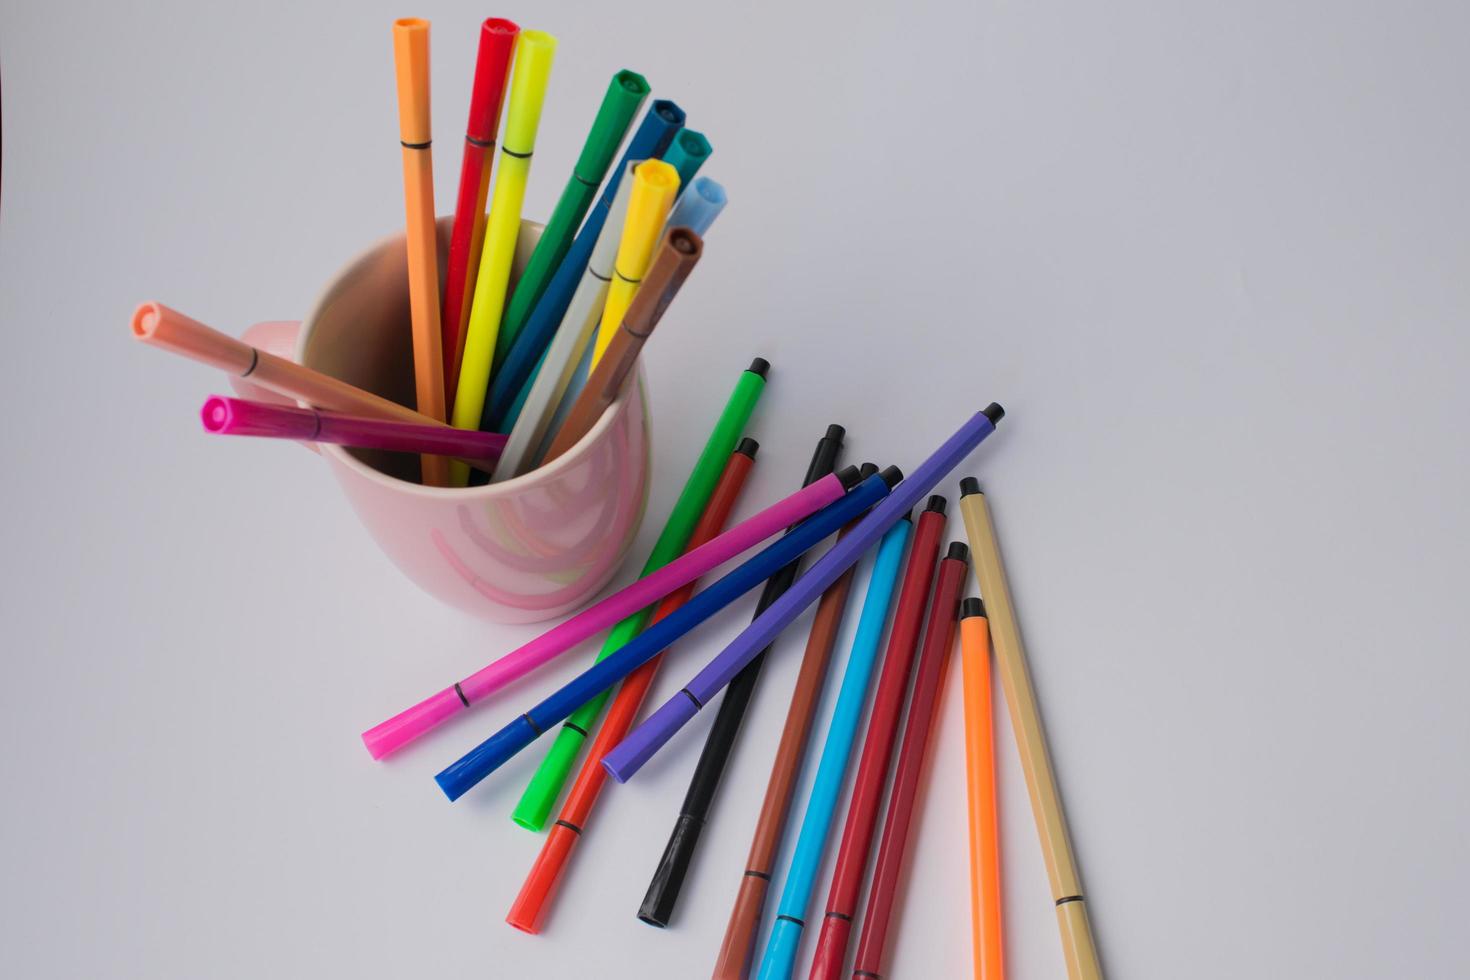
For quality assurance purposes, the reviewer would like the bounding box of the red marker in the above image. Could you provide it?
[442,18,518,409]
[807,495,949,979]
[851,543,970,979]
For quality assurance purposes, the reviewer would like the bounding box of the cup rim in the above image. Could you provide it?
[297,218,640,500]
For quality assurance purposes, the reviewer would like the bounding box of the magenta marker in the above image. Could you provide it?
[201,396,507,468]
[361,465,866,759]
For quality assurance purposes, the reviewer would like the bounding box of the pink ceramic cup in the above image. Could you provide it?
[234,219,651,624]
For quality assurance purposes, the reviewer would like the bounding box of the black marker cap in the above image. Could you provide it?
[982,402,1005,425]
[959,477,982,497]
[925,494,947,515]
[879,465,904,488]
[824,423,846,443]
[735,437,759,459]
[747,357,770,379]
[946,541,970,563]
[858,462,878,480]
[836,465,863,490]
[961,596,986,618]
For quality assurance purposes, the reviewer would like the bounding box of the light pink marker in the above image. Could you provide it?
[361,466,864,758]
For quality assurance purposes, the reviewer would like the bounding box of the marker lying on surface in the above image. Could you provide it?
[432,468,900,802]
[600,403,1005,782]
[767,498,948,980]
[638,426,847,929]
[844,542,970,980]
[959,596,1006,980]
[507,442,760,934]
[749,496,944,980]
[510,359,768,833]
[960,479,1103,980]
[361,465,865,760]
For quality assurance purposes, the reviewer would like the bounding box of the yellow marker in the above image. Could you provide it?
[591,159,680,367]
[451,29,556,484]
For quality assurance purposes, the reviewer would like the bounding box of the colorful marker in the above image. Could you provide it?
[481,101,684,436]
[542,226,702,465]
[960,597,1005,980]
[391,18,449,484]
[433,468,896,801]
[508,441,759,932]
[601,405,1006,782]
[510,359,769,832]
[361,466,863,760]
[848,543,970,980]
[960,480,1103,980]
[639,426,846,928]
[441,17,518,406]
[591,159,680,368]
[495,69,650,370]
[450,29,556,483]
[750,496,946,980]
[720,505,907,980]
[199,396,505,470]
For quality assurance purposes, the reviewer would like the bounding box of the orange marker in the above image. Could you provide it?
[132,302,448,427]
[392,18,449,485]
[961,597,1005,980]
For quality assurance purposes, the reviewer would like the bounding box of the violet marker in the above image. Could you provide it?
[201,395,507,470]
[361,466,865,759]
[601,403,1005,782]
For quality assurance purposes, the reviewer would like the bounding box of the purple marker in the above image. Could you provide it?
[201,395,507,469]
[601,403,1005,782]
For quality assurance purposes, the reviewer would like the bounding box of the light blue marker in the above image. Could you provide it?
[663,176,727,237]
[757,517,911,980]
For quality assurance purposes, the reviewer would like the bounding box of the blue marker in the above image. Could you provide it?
[757,516,912,980]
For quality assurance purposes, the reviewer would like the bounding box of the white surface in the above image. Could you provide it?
[3,1,1469,977]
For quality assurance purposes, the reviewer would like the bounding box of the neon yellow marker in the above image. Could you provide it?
[451,29,556,484]
[591,159,680,367]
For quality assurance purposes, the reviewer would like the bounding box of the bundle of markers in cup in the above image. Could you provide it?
[133,15,1108,980]
[138,17,724,485]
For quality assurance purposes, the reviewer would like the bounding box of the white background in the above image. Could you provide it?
[3,1,1469,977]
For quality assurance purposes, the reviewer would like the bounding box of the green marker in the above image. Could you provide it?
[494,69,651,373]
[511,358,771,830]
[661,127,713,191]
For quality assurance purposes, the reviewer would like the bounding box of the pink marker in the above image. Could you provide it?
[201,396,507,469]
[361,465,864,759]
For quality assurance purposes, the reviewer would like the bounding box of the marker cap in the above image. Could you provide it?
[663,128,713,187]
[465,18,520,141]
[392,19,433,144]
[502,31,558,154]
[665,176,728,237]
[361,687,466,760]
[572,69,652,182]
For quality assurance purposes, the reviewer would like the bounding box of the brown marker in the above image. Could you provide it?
[711,465,878,979]
[541,226,702,463]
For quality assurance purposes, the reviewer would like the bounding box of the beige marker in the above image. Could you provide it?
[959,479,1104,980]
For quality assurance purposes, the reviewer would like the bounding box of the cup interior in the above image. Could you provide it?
[298,218,543,482]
